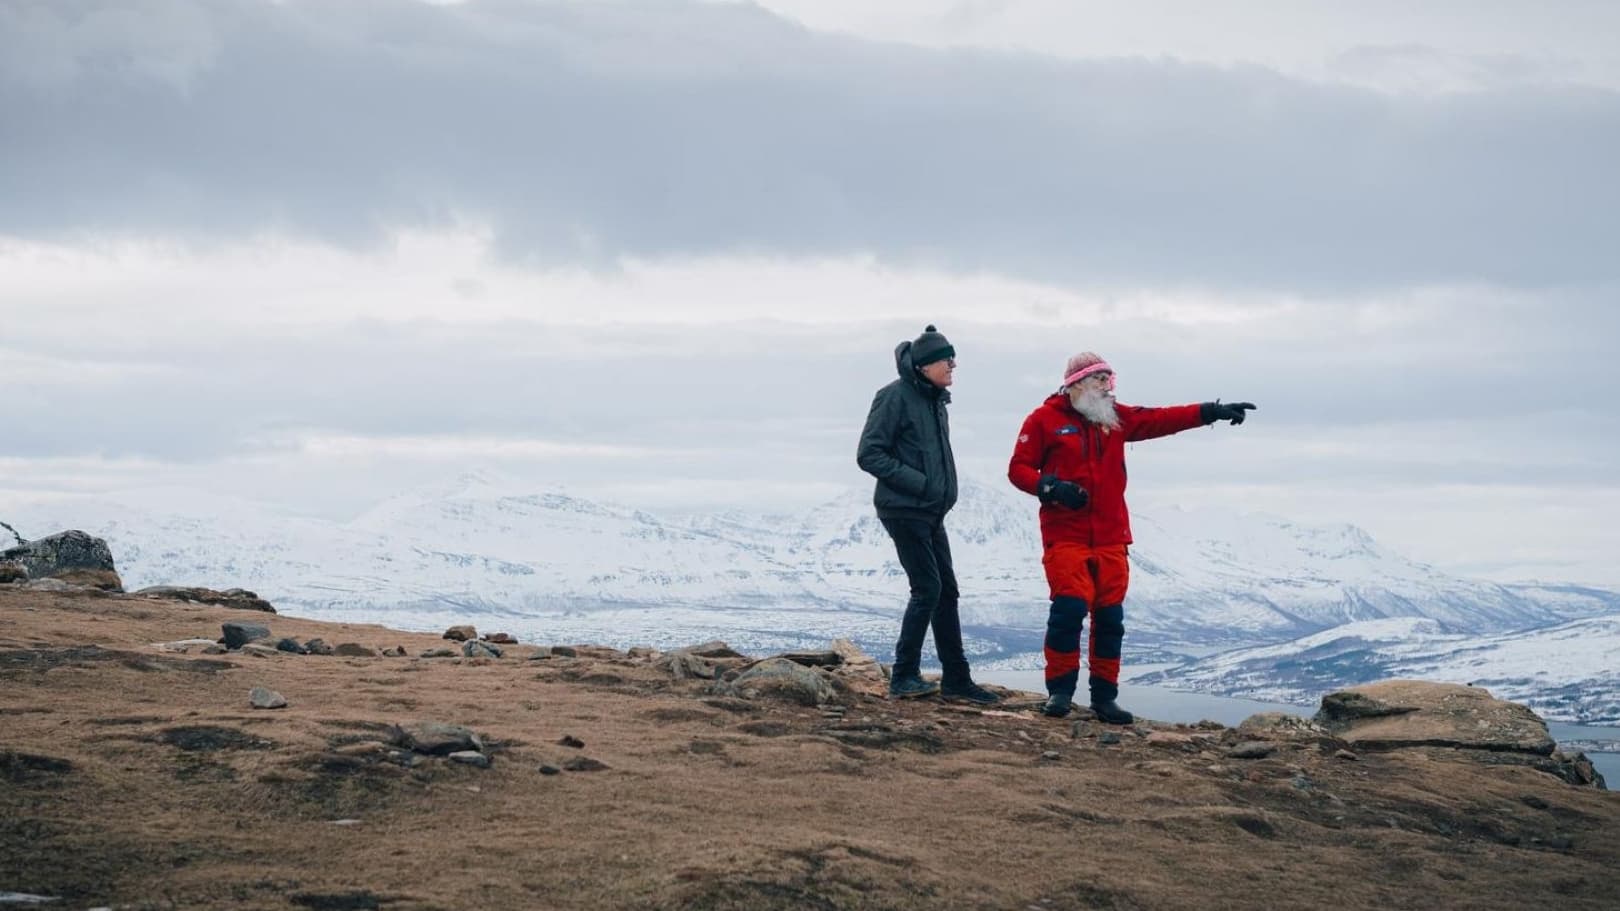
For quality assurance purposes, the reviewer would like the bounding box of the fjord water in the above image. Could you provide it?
[978,669,1619,785]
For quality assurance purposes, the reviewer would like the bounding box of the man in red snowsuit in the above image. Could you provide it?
[1008,352,1255,723]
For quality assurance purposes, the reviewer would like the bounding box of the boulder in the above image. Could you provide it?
[443,625,477,642]
[484,632,517,644]
[1313,680,1556,755]
[222,622,272,650]
[249,687,287,709]
[274,638,308,655]
[0,561,27,583]
[333,643,379,658]
[391,722,483,756]
[0,530,117,582]
[304,638,334,656]
[728,657,841,706]
[463,640,502,659]
[135,586,276,613]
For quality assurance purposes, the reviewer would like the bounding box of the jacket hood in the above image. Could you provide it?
[894,341,950,401]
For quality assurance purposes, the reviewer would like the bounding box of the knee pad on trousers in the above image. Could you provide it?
[1092,603,1124,659]
[1045,596,1087,642]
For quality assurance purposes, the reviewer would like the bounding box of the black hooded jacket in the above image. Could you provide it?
[856,340,959,519]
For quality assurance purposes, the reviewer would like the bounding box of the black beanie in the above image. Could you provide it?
[911,324,955,368]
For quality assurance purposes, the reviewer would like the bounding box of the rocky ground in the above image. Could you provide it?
[3,584,1619,910]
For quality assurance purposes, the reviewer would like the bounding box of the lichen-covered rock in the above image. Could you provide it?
[0,561,31,583]
[0,530,116,581]
[135,586,276,613]
[727,657,842,706]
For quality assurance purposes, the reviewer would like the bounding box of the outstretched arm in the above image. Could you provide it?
[856,388,927,496]
[1121,403,1206,442]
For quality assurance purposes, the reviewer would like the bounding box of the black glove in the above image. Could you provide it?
[1037,474,1089,510]
[1201,401,1256,425]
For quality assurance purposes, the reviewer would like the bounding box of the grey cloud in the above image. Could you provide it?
[2,0,1618,289]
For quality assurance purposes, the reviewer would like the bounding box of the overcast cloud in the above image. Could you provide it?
[2,0,1618,585]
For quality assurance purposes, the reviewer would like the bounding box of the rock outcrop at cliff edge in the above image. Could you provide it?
[0,530,123,591]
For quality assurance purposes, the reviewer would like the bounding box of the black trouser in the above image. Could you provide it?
[880,515,970,685]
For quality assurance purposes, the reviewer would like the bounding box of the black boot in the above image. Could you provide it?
[1089,675,1134,725]
[1041,691,1073,718]
[1089,700,1134,725]
[941,679,1000,705]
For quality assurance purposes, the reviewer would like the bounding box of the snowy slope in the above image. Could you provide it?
[1136,615,1620,724]
[3,474,1614,663]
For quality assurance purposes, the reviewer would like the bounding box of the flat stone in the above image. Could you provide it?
[448,750,491,768]
[1227,741,1276,760]
[239,643,282,658]
[484,632,517,644]
[562,757,609,772]
[154,638,224,654]
[1315,680,1557,756]
[393,721,483,756]
[538,763,561,775]
[333,643,378,658]
[249,687,287,710]
[420,647,457,658]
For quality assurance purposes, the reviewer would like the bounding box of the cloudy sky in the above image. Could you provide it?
[3,0,1618,584]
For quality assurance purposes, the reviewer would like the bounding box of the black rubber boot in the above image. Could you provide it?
[1089,675,1134,725]
[1089,699,1135,725]
[1041,692,1074,718]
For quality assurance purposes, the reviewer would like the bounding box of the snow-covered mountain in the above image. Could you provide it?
[1137,615,1620,724]
[3,473,1613,667]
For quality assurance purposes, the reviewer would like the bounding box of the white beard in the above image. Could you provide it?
[1069,387,1120,430]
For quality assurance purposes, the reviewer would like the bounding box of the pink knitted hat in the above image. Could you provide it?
[1061,352,1115,390]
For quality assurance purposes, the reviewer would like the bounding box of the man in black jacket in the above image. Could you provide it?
[856,325,998,704]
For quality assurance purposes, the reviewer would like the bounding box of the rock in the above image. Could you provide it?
[538,763,561,775]
[558,735,585,749]
[0,561,27,583]
[333,741,389,757]
[562,757,609,772]
[1099,732,1122,746]
[239,643,281,658]
[274,638,308,655]
[1226,742,1277,760]
[1041,750,1061,760]
[304,638,334,656]
[463,640,502,659]
[778,650,844,668]
[134,585,276,613]
[154,638,225,654]
[420,647,457,658]
[1335,749,1360,761]
[661,651,719,680]
[1316,691,1417,723]
[0,529,117,581]
[50,568,124,591]
[222,622,272,650]
[729,657,841,706]
[23,578,74,592]
[627,647,659,659]
[381,646,407,658]
[333,643,379,658]
[1238,712,1333,740]
[249,687,287,709]
[549,645,578,658]
[680,640,745,659]
[443,625,477,642]
[484,632,517,644]
[448,750,491,768]
[392,722,483,756]
[1315,681,1557,756]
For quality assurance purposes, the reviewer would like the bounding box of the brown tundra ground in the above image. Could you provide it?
[2,585,1618,911]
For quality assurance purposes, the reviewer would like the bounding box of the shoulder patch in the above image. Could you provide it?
[1018,433,1029,443]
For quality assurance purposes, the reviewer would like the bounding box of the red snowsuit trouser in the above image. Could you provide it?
[1042,542,1129,700]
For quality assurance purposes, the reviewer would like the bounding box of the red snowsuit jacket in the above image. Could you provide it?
[1008,393,1206,548]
